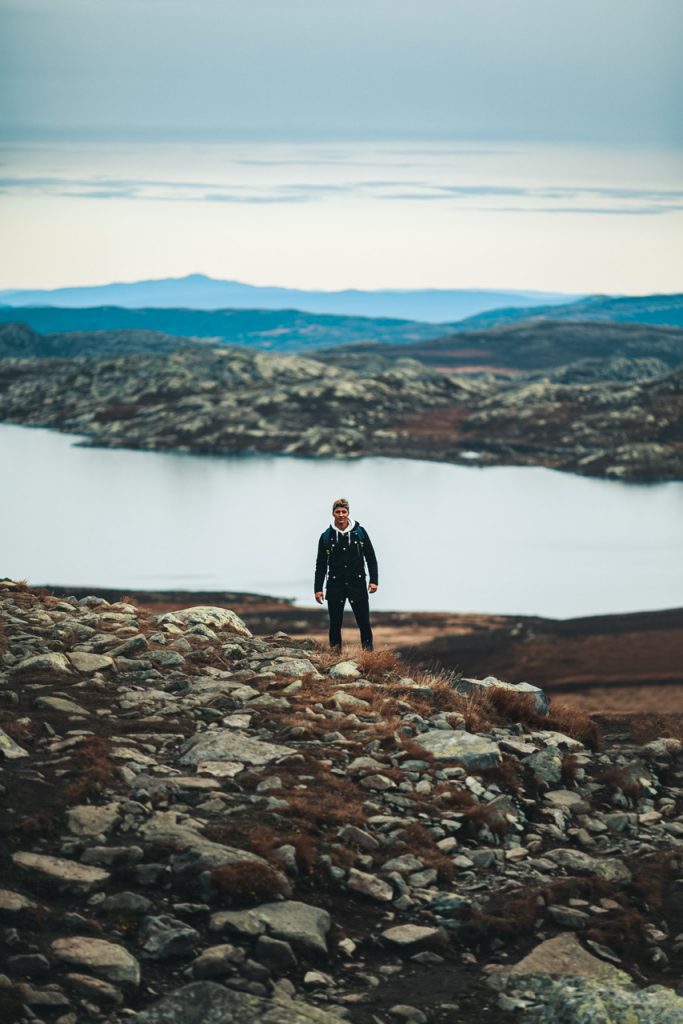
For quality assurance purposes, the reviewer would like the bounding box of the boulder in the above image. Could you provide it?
[412,729,501,769]
[178,731,292,767]
[0,728,29,760]
[157,606,251,637]
[210,901,330,956]
[51,936,140,988]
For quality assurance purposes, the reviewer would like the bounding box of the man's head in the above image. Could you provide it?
[332,497,350,529]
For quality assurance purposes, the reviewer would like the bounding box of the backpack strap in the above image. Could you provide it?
[322,526,333,553]
[354,524,365,547]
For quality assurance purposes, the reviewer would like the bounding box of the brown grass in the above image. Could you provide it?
[461,891,539,946]
[64,736,117,802]
[595,765,645,801]
[211,862,284,906]
[479,756,524,796]
[560,753,581,785]
[630,852,677,909]
[356,647,402,681]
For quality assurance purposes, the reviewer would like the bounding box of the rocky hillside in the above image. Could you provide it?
[1,581,683,1024]
[316,321,683,375]
[0,323,198,361]
[1,344,682,480]
[454,293,683,331]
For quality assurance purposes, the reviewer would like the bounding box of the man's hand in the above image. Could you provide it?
[368,583,378,594]
[315,591,324,605]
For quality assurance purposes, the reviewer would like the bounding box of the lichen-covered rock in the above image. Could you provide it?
[456,675,549,715]
[157,606,251,637]
[412,729,501,769]
[135,981,347,1023]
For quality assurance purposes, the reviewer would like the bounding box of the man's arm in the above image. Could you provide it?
[363,529,378,590]
[314,534,328,602]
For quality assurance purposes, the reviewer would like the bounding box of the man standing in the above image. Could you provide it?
[314,497,378,650]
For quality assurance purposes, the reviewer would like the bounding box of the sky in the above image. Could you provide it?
[0,0,681,294]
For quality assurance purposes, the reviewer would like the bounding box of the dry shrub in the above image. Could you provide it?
[623,713,683,745]
[395,822,455,882]
[64,736,116,801]
[585,906,648,954]
[211,861,284,906]
[283,767,367,830]
[461,891,539,946]
[595,764,644,801]
[560,753,581,785]
[1,718,34,745]
[0,619,7,655]
[464,802,511,839]
[630,852,677,909]
[356,647,401,681]
[479,756,524,796]
[399,737,436,763]
[454,687,601,750]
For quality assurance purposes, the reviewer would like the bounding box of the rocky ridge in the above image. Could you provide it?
[1,580,683,1023]
[1,342,682,480]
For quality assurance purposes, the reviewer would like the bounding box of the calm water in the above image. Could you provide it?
[2,424,682,618]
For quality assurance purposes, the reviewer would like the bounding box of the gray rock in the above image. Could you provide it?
[139,914,200,960]
[51,936,140,988]
[254,935,297,970]
[10,652,72,677]
[0,728,29,760]
[524,746,563,786]
[328,660,360,679]
[347,868,393,902]
[158,606,251,637]
[0,888,39,916]
[65,972,124,1006]
[412,729,501,769]
[12,852,110,893]
[381,924,444,948]
[67,652,114,673]
[544,848,597,875]
[66,802,121,837]
[178,731,292,767]
[210,901,330,956]
[271,656,320,678]
[135,981,347,1023]
[192,944,241,979]
[34,695,88,715]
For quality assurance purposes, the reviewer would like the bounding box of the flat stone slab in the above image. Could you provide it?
[67,652,114,673]
[136,981,345,1024]
[178,731,292,767]
[51,936,140,988]
[157,606,251,637]
[412,729,501,769]
[210,901,330,956]
[12,852,110,893]
[0,888,40,915]
[381,925,444,948]
[502,932,630,983]
[456,675,549,715]
[11,652,72,677]
[34,696,88,715]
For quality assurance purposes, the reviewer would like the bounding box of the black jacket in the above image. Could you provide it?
[314,522,378,600]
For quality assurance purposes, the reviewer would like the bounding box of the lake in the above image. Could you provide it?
[2,423,682,618]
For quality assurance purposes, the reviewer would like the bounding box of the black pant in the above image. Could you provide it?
[327,590,373,650]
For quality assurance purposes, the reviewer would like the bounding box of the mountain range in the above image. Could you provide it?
[0,274,574,323]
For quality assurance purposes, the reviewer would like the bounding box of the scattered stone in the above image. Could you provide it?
[51,936,140,988]
[0,728,29,760]
[135,981,348,1023]
[347,869,393,902]
[178,731,292,767]
[157,606,251,637]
